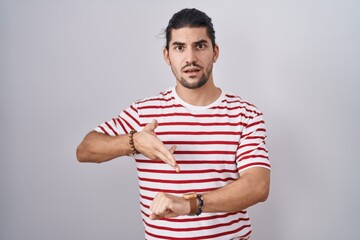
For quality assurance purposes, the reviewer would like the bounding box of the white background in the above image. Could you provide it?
[1,0,359,239]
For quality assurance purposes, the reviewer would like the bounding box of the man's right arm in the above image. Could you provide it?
[76,131,133,163]
[76,120,180,171]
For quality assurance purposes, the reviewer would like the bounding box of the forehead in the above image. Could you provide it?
[169,27,210,44]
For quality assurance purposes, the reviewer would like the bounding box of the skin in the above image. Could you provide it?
[76,27,270,221]
[164,27,221,106]
[76,119,179,172]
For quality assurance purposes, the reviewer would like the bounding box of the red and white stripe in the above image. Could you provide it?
[95,87,270,240]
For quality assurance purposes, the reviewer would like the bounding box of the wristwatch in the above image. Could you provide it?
[183,193,204,216]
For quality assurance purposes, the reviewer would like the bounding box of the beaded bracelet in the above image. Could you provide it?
[196,194,204,216]
[129,129,139,154]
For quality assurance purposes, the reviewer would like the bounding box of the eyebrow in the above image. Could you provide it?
[171,39,209,46]
[194,39,209,45]
[172,41,185,46]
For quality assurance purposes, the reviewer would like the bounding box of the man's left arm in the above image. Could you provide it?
[202,167,270,213]
[149,167,270,219]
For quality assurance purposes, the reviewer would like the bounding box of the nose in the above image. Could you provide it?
[184,48,197,64]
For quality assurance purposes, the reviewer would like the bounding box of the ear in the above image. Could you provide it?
[213,44,219,63]
[163,48,171,65]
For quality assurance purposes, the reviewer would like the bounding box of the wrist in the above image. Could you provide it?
[182,193,203,216]
[129,130,139,154]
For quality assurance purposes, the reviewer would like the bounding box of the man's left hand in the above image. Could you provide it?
[149,192,190,220]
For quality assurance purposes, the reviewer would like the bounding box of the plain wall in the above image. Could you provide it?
[1,0,359,239]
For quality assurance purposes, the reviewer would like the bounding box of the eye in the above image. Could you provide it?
[197,43,206,49]
[174,45,184,51]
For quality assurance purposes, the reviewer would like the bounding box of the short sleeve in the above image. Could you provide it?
[235,112,271,173]
[94,103,140,136]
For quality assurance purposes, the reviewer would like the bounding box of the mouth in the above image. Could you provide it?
[183,68,201,74]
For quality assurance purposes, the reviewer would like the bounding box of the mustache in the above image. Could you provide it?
[181,62,203,71]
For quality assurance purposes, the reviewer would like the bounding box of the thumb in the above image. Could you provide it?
[144,119,158,132]
[149,213,160,220]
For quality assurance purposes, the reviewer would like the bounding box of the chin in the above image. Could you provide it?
[179,77,208,89]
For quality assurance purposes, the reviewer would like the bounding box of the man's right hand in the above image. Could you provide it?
[133,119,180,172]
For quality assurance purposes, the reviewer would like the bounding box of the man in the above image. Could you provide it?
[77,8,270,240]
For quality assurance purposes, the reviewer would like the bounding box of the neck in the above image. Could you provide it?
[175,79,221,106]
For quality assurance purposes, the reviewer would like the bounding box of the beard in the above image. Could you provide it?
[178,74,208,89]
[175,63,213,89]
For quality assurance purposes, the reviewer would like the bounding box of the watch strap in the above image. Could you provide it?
[183,193,198,216]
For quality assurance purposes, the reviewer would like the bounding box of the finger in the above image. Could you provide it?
[150,207,161,220]
[169,145,177,154]
[144,119,158,132]
[149,212,160,220]
[165,148,180,172]
[152,119,158,128]
[168,146,180,172]
[162,211,178,219]
[158,150,180,172]
[150,209,174,220]
[150,192,164,215]
[150,211,169,220]
[150,199,165,220]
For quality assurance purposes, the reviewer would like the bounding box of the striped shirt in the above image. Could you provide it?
[95,87,270,240]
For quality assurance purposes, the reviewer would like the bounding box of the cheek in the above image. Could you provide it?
[200,53,214,65]
[203,58,214,69]
[170,58,184,71]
